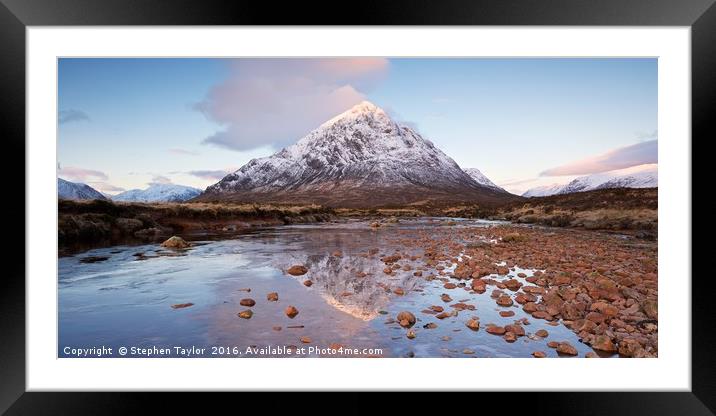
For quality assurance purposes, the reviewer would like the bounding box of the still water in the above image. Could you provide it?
[59,218,602,358]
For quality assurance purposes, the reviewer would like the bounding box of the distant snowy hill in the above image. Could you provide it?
[463,168,508,193]
[113,183,202,203]
[58,178,107,200]
[199,101,516,207]
[522,183,569,198]
[522,164,657,197]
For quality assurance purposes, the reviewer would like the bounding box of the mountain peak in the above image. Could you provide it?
[201,102,517,208]
[320,100,387,128]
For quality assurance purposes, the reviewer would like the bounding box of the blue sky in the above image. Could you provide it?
[58,58,657,195]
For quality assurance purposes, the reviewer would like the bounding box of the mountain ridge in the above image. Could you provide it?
[113,183,202,203]
[523,164,657,197]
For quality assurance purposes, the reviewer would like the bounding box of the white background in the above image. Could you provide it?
[27,27,690,391]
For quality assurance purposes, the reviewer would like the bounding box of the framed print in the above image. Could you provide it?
[1,0,711,413]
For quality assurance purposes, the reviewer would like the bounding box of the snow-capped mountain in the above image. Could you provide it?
[522,183,566,198]
[200,101,514,207]
[113,183,202,203]
[58,178,107,200]
[463,168,507,193]
[522,164,658,197]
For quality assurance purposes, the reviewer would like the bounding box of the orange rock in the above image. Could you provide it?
[285,305,299,318]
[486,325,506,335]
[466,318,480,331]
[397,311,416,328]
[239,298,256,307]
[287,265,308,276]
[556,342,578,356]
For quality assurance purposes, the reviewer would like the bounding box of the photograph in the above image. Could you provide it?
[57,57,658,359]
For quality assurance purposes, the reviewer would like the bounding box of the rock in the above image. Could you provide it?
[547,341,559,348]
[532,351,546,358]
[466,318,480,331]
[463,349,475,355]
[504,332,517,342]
[441,294,453,302]
[393,287,405,295]
[171,303,194,309]
[423,323,438,329]
[591,335,617,352]
[285,305,299,318]
[535,329,549,338]
[239,298,256,307]
[486,325,506,335]
[287,265,308,276]
[504,324,525,337]
[532,311,552,320]
[500,311,516,317]
[429,305,444,313]
[79,256,110,264]
[471,279,487,293]
[556,342,578,356]
[397,311,416,328]
[618,338,645,357]
[502,233,526,242]
[641,299,658,319]
[267,292,279,302]
[272,326,282,331]
[523,302,538,313]
[407,330,416,339]
[585,352,598,358]
[444,282,457,289]
[237,309,253,319]
[161,236,190,249]
[300,336,312,344]
[496,295,514,307]
[504,279,522,291]
[435,312,451,319]
[450,302,475,311]
[332,250,343,257]
[303,280,313,287]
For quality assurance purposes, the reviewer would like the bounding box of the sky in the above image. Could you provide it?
[58,58,657,195]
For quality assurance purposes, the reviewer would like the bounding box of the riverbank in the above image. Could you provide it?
[58,199,336,249]
[493,188,657,236]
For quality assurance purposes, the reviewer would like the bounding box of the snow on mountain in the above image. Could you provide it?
[58,178,107,200]
[112,183,202,203]
[522,164,658,197]
[522,183,567,198]
[200,101,514,207]
[463,168,507,193]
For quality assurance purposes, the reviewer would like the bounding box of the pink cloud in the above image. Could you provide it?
[58,166,108,182]
[541,140,657,176]
[195,58,389,151]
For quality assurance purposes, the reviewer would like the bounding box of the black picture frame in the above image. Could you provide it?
[1,0,709,413]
